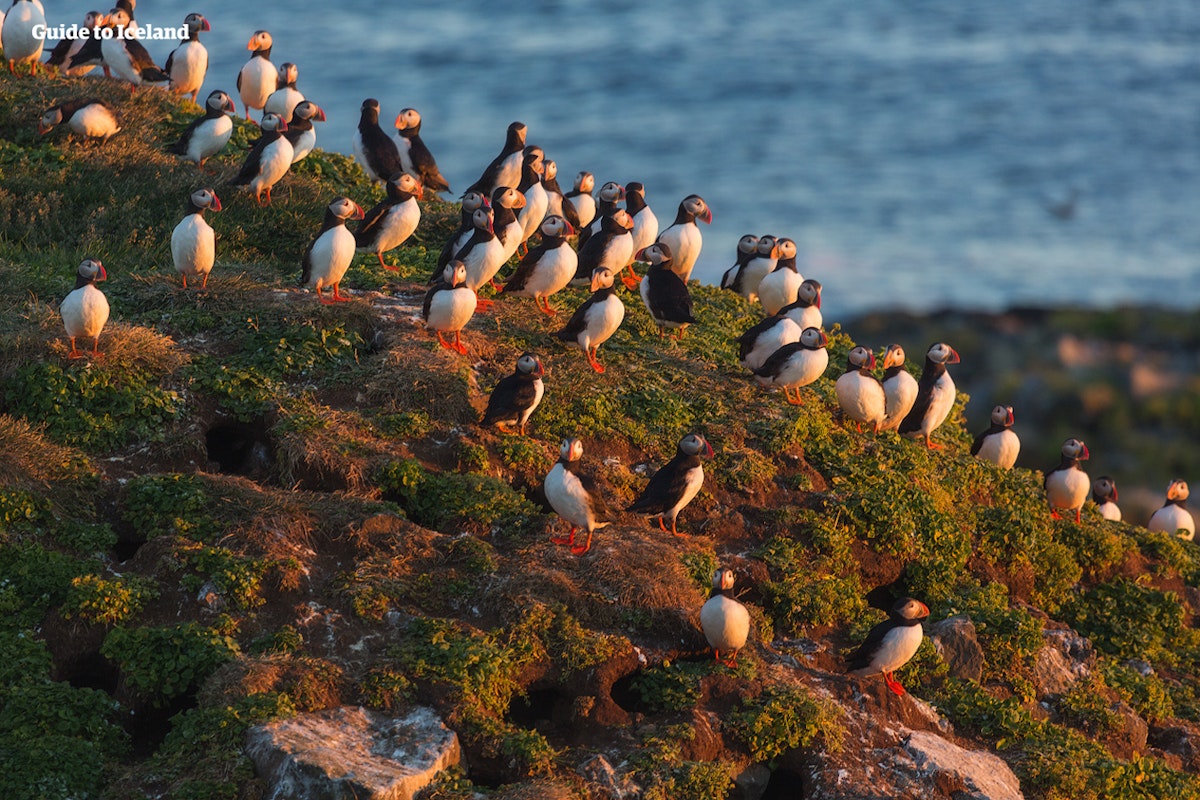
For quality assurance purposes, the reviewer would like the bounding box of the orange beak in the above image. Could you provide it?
[352,202,365,220]
[210,193,223,212]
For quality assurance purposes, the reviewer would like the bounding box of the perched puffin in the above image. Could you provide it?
[1148,480,1195,540]
[435,190,487,273]
[229,112,293,205]
[1092,476,1122,522]
[555,267,625,374]
[300,197,364,304]
[564,171,597,229]
[38,99,120,142]
[449,206,506,307]
[99,8,169,91]
[542,438,610,555]
[879,344,918,432]
[489,185,528,265]
[971,405,1020,469]
[393,107,450,194]
[736,235,780,302]
[577,181,625,249]
[165,13,209,102]
[171,188,221,289]
[625,181,659,268]
[627,433,714,536]
[757,238,802,316]
[719,234,761,295]
[898,342,961,449]
[572,209,634,286]
[500,214,577,315]
[1044,438,1091,523]
[60,258,109,359]
[422,261,476,354]
[656,194,712,284]
[168,89,235,168]
[3,0,45,76]
[263,62,303,122]
[835,346,886,434]
[737,313,801,372]
[701,567,751,667]
[237,30,276,120]
[846,597,930,696]
[355,173,422,270]
[468,121,527,197]
[753,327,830,406]
[516,146,549,251]
[779,278,823,331]
[638,242,696,338]
[284,100,325,163]
[542,160,575,227]
[353,98,403,184]
[481,352,545,435]
[44,10,102,77]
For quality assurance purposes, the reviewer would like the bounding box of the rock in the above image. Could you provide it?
[1150,724,1200,772]
[1033,629,1095,696]
[929,615,985,682]
[579,755,639,800]
[903,730,1025,800]
[245,706,460,800]
[733,762,770,800]
[1106,700,1148,759]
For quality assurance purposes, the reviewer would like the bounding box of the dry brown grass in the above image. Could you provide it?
[274,402,396,495]
[0,413,90,487]
[363,336,480,424]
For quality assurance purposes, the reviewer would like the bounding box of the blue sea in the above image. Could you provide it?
[55,0,1200,320]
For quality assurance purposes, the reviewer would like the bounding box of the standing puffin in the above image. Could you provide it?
[971,405,1020,469]
[564,171,597,229]
[701,567,751,667]
[734,235,779,301]
[835,346,886,433]
[1148,480,1195,540]
[625,181,659,272]
[555,267,625,374]
[165,13,210,102]
[779,278,823,331]
[3,0,45,76]
[516,146,549,251]
[468,121,527,197]
[898,342,961,449]
[229,112,293,205]
[719,234,761,295]
[284,100,325,163]
[500,214,577,316]
[169,90,235,168]
[1045,438,1091,523]
[627,433,714,536]
[846,597,930,696]
[353,99,403,184]
[354,173,423,270]
[45,10,103,76]
[435,191,488,273]
[60,258,109,359]
[757,237,802,316]
[542,160,576,227]
[263,62,303,122]
[879,344,918,432]
[171,188,221,289]
[1092,476,1122,522]
[490,185,528,265]
[450,206,507,310]
[38,99,120,142]
[237,30,276,120]
[578,181,625,249]
[422,261,476,355]
[572,209,634,286]
[300,197,364,304]
[753,327,830,406]
[99,8,170,91]
[393,107,451,194]
[737,313,801,372]
[638,242,696,338]
[656,195,712,284]
[545,438,611,556]
[481,352,545,435]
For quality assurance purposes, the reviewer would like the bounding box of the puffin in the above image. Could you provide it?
[284,100,325,163]
[753,327,830,406]
[489,185,528,266]
[393,107,450,194]
[97,8,169,91]
[564,171,597,229]
[627,433,714,536]
[846,597,930,696]
[971,405,1020,469]
[300,197,364,304]
[736,235,780,302]
[879,344,918,432]
[719,234,761,295]
[263,62,303,123]
[835,346,886,433]
[229,112,293,205]
[898,342,961,448]
[236,30,276,120]
[435,190,487,273]
[701,567,751,667]
[499,214,578,315]
[542,160,578,228]
[171,188,221,289]
[516,146,549,251]
[354,173,423,270]
[1148,480,1195,540]
[1044,438,1091,523]
[545,438,611,556]
[1092,476,1122,522]
[165,13,210,102]
[638,242,696,338]
[572,209,634,286]
[353,98,404,184]
[481,352,545,436]
[779,278,823,331]
[447,206,506,308]
[757,238,802,316]
[656,194,712,284]
[468,121,527,197]
[60,258,109,359]
[737,313,801,372]
[168,89,235,168]
[555,267,626,374]
[625,181,659,269]
[577,181,625,249]
[38,99,120,142]
[44,10,103,77]
[422,261,476,354]
[3,0,45,75]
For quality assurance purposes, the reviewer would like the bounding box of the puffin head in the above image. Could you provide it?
[881,343,905,369]
[589,267,615,292]
[737,234,760,256]
[388,172,423,200]
[329,196,364,221]
[508,121,528,145]
[626,181,646,199]
[360,98,381,123]
[991,404,1015,427]
[394,107,421,132]
[797,278,822,309]
[516,352,544,377]
[1167,479,1190,503]
[491,186,526,210]
[596,182,625,205]
[1061,438,1089,461]
[1093,476,1118,503]
[776,238,798,262]
[847,346,875,371]
[107,7,133,28]
[682,194,712,224]
[523,146,545,172]
[679,433,714,459]
[184,12,210,33]
[247,30,272,52]
[800,327,829,350]
[189,187,222,212]
[206,90,237,116]
[472,206,495,235]
[712,567,736,592]
[292,101,326,123]
[926,342,960,365]
[574,171,594,194]
[893,597,931,620]
[756,235,779,258]
[260,112,288,133]
[278,62,299,86]
[543,159,558,182]
[84,10,104,28]
[610,209,633,231]
[461,190,486,213]
[37,106,64,135]
[77,258,107,283]
[539,214,573,238]
[636,242,672,267]
[559,438,584,463]
[443,260,468,288]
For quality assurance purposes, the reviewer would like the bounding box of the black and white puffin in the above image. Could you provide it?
[736,235,780,302]
[168,89,235,168]
[753,327,830,406]
[38,99,120,142]
[435,190,487,273]
[263,62,303,122]
[627,433,714,536]
[542,160,577,227]
[898,342,960,448]
[1092,476,1121,522]
[564,171,597,229]
[500,214,577,315]
[719,234,761,294]
[97,8,169,91]
[393,107,451,194]
[971,404,1020,469]
[577,181,624,249]
[468,120,527,197]
[44,10,102,77]
[737,313,801,372]
[487,186,527,267]
[846,597,930,696]
[422,261,476,354]
[516,146,549,251]
[835,346,886,433]
[1148,480,1195,540]
[779,278,823,331]
[626,181,659,268]
[701,567,751,667]
[545,438,611,556]
[165,13,209,102]
[300,197,364,304]
[171,188,221,289]
[757,238,802,316]
[353,98,403,184]
[481,352,545,435]
[1045,438,1091,523]
[229,112,293,205]
[555,267,626,374]
[236,30,276,120]
[3,0,46,75]
[449,206,507,308]
[284,100,325,163]
[354,173,422,270]
[638,242,696,338]
[572,209,633,286]
[656,194,712,284]
[60,258,109,359]
[879,344,918,432]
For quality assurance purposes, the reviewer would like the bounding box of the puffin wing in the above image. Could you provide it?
[647,268,695,323]
[970,428,988,456]
[68,37,103,69]
[897,375,937,435]
[737,316,777,362]
[168,114,207,155]
[753,342,803,379]
[577,468,611,522]
[354,200,392,246]
[126,40,169,81]
[501,241,549,294]
[230,136,270,185]
[422,283,442,321]
[846,618,895,672]
[411,138,450,193]
[627,455,688,514]
[555,295,597,342]
[300,235,318,286]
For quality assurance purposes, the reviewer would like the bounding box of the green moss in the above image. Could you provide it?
[62,573,158,625]
[101,622,241,706]
[1062,579,1186,666]
[759,535,864,632]
[375,459,541,535]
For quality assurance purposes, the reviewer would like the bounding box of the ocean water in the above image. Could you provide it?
[55,0,1200,319]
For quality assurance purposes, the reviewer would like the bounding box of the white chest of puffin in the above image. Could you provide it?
[638,242,696,338]
[284,101,326,163]
[352,98,404,184]
[100,9,170,90]
[354,173,422,270]
[701,567,751,667]
[60,258,109,359]
[555,267,625,374]
[836,346,886,434]
[171,188,221,289]
[578,181,626,249]
[736,235,780,302]
[971,404,1020,469]
[168,90,234,167]
[451,206,507,308]
[468,121,527,198]
[516,146,549,249]
[301,197,364,304]
[490,186,528,264]
[2,0,45,74]
[572,209,634,286]
[422,261,476,355]
[545,438,611,556]
[542,160,569,222]
[737,314,801,372]
[1148,479,1195,540]
[847,597,930,696]
[165,13,210,102]
[655,194,712,285]
[898,342,960,448]
[1044,438,1091,523]
[780,278,823,332]
[720,234,762,295]
[237,31,277,120]
[879,344,918,432]
[435,191,487,275]
[230,113,293,205]
[625,182,659,264]
[263,62,304,123]
[393,107,451,194]
[38,99,120,142]
[1092,476,1122,522]
[499,215,577,316]
[757,238,803,316]
[564,171,597,229]
[627,433,714,536]
[481,352,545,436]
[753,326,830,406]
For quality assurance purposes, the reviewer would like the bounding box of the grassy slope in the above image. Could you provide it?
[3,73,1200,800]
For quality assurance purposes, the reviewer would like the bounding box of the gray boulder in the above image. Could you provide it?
[929,615,985,682]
